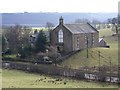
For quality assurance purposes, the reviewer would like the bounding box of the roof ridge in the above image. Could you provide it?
[61,23,98,34]
[63,24,73,33]
[87,23,98,32]
[64,23,86,25]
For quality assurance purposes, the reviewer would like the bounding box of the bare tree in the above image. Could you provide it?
[112,18,118,34]
[46,22,54,30]
[4,25,31,53]
[46,22,54,44]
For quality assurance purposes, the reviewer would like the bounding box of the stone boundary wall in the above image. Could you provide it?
[2,61,119,84]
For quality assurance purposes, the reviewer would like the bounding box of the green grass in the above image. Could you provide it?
[30,27,48,35]
[32,27,48,31]
[60,29,118,69]
[3,54,16,59]
[2,69,118,88]
[0,69,2,89]
[99,29,116,37]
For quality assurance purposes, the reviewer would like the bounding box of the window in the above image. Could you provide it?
[92,33,95,46]
[76,36,80,49]
[85,34,87,39]
[58,29,63,43]
[84,34,87,47]
[85,34,90,48]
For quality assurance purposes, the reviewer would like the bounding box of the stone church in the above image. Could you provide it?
[50,16,99,53]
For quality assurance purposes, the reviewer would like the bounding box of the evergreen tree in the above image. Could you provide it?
[2,35,8,52]
[35,30,47,53]
[19,44,32,59]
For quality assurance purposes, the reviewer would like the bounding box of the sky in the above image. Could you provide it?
[0,0,119,13]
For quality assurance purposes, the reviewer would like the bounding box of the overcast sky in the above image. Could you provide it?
[0,0,119,13]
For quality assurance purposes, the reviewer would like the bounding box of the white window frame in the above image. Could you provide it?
[58,29,63,43]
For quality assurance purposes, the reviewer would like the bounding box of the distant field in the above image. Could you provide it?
[60,29,118,69]
[30,27,48,34]
[2,69,118,88]
[32,27,48,31]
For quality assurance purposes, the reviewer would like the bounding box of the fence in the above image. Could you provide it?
[2,61,119,83]
[56,51,79,63]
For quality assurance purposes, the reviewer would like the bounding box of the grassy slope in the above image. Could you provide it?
[0,69,2,89]
[2,69,117,88]
[60,29,118,69]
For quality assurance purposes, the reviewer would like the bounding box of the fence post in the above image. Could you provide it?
[87,37,89,58]
[109,57,112,83]
[98,51,101,72]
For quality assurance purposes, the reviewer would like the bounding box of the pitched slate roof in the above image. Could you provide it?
[63,23,98,34]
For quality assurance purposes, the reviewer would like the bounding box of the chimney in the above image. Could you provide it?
[59,16,63,25]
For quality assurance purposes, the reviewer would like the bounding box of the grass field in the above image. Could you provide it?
[2,69,118,88]
[31,27,48,33]
[0,69,2,89]
[3,54,16,59]
[2,28,118,88]
[60,29,118,69]
[32,27,48,31]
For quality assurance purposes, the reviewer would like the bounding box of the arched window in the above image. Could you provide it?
[58,29,63,43]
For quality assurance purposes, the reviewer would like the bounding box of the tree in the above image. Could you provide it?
[106,17,118,34]
[22,26,32,43]
[19,44,32,59]
[91,19,101,29]
[4,25,31,53]
[112,18,118,34]
[35,30,47,53]
[46,22,54,43]
[112,18,118,24]
[107,18,112,24]
[91,20,101,24]
[46,22,54,30]
[2,35,8,52]
[118,15,120,24]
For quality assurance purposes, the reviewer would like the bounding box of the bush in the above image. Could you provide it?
[2,48,11,56]
[19,44,32,59]
[35,30,47,53]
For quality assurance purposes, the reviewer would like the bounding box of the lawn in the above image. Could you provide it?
[3,54,16,59]
[60,29,118,69]
[0,69,2,89]
[2,69,118,88]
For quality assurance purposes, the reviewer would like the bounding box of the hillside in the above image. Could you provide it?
[2,12,117,27]
[60,29,118,69]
